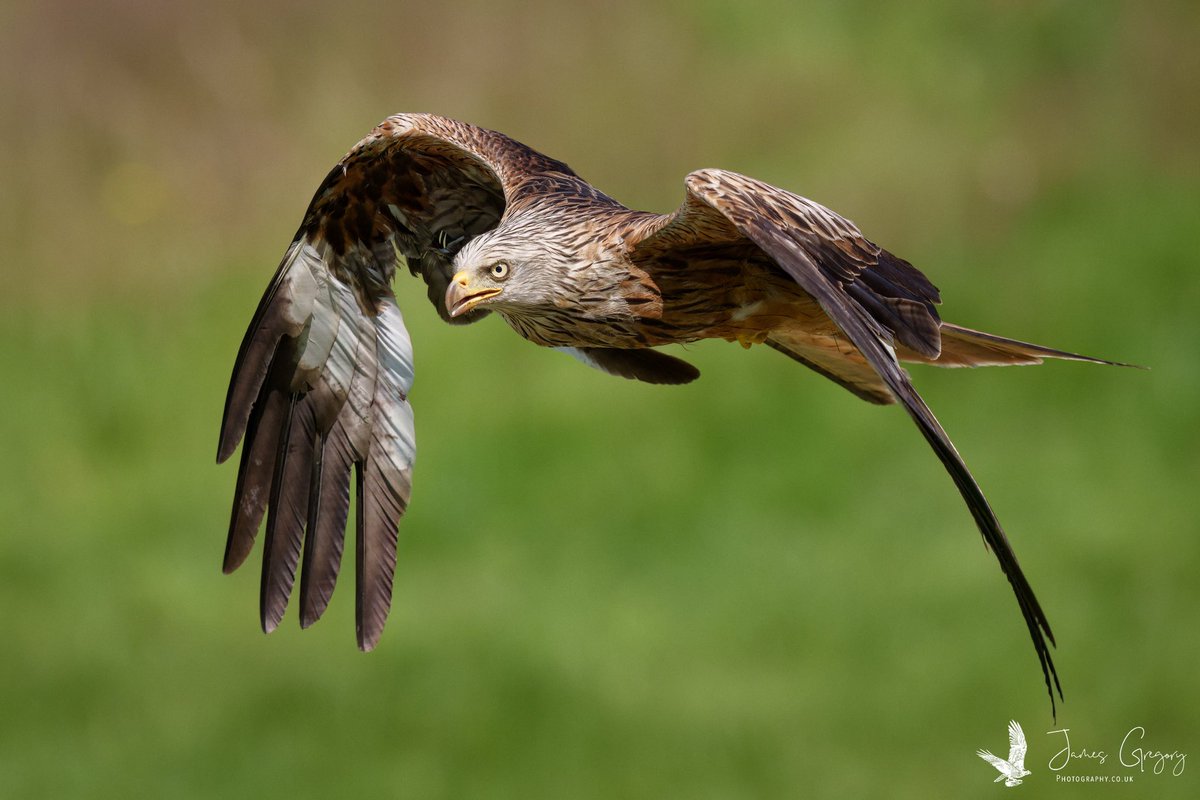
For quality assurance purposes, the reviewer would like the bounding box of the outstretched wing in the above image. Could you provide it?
[1007,720,1029,768]
[976,749,1013,776]
[217,113,573,650]
[629,169,1061,714]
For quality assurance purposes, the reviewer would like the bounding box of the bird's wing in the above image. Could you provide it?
[555,347,701,385]
[217,113,571,650]
[632,168,944,361]
[628,169,1061,714]
[1008,720,1029,768]
[763,331,895,405]
[977,749,1013,775]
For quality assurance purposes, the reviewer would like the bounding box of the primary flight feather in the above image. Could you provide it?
[218,113,1126,711]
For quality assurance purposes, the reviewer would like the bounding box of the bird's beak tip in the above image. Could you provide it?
[446,279,501,318]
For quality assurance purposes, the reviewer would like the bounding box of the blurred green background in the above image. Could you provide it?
[2,1,1197,797]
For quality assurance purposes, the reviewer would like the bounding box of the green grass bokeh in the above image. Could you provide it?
[1,2,1196,797]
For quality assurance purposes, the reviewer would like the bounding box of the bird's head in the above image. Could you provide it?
[444,226,573,319]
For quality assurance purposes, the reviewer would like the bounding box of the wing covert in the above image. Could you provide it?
[632,169,944,358]
[298,113,574,323]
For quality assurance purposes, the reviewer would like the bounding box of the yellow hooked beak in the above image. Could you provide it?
[446,271,502,318]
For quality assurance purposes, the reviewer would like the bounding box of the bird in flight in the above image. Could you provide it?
[218,113,1122,711]
[977,720,1032,787]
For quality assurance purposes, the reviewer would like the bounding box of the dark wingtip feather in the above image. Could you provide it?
[298,423,354,629]
[690,180,1064,716]
[895,378,1064,718]
[258,396,317,635]
[354,457,407,653]
[223,380,290,575]
[216,417,243,465]
[217,292,290,465]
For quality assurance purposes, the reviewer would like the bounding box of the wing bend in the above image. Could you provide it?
[217,114,571,648]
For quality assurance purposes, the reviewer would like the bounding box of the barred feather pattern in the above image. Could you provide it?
[356,297,415,650]
[218,235,416,650]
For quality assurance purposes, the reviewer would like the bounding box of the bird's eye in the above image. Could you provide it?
[490,262,510,280]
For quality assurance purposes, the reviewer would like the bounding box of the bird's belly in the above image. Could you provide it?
[500,287,828,351]
[499,309,649,349]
